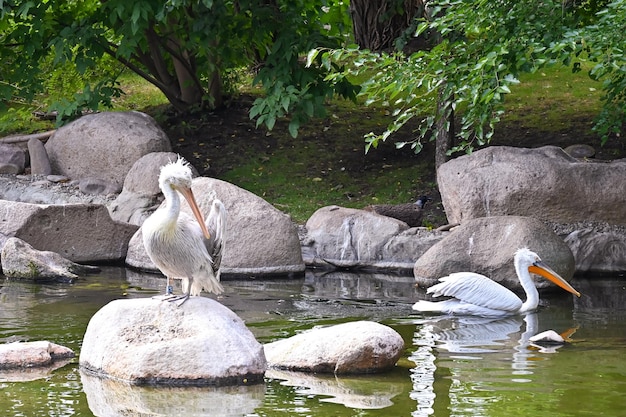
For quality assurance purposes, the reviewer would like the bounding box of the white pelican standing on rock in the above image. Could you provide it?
[412,248,581,317]
[142,156,226,305]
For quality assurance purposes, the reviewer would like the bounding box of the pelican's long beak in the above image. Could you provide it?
[529,261,581,297]
[179,186,211,240]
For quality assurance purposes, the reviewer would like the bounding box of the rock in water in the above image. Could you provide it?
[264,321,404,374]
[79,297,266,386]
[0,341,74,369]
[1,237,99,281]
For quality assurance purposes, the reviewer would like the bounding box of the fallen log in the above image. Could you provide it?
[0,130,55,144]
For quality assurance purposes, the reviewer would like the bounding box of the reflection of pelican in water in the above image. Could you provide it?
[529,327,577,353]
[412,315,532,355]
[409,313,559,416]
[413,248,581,317]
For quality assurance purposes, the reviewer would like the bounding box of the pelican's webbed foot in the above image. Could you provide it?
[166,293,190,307]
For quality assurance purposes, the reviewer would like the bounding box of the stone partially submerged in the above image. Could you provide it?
[1,237,99,281]
[0,341,74,370]
[264,321,404,375]
[79,297,266,386]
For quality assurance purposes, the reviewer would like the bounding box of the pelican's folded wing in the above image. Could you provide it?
[205,199,227,276]
[427,272,523,312]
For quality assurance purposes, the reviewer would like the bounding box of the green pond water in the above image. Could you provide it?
[1,268,625,417]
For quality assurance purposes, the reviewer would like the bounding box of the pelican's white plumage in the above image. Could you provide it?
[142,156,226,303]
[412,248,580,317]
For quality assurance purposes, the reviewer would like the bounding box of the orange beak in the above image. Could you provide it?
[179,186,211,240]
[528,260,581,297]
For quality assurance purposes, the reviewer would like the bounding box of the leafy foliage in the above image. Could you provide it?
[0,0,356,132]
[556,0,626,142]
[248,1,359,137]
[310,0,623,153]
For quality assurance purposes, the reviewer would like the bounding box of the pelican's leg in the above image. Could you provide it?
[166,276,173,295]
[152,276,176,300]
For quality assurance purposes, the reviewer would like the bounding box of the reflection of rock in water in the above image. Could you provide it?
[0,358,73,383]
[303,270,418,303]
[81,371,265,417]
[279,270,419,322]
[571,275,626,319]
[266,369,405,410]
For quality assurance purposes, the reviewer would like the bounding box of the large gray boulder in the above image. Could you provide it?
[264,321,404,374]
[413,216,575,291]
[438,146,626,225]
[108,152,183,225]
[45,111,172,190]
[0,200,138,263]
[79,297,266,386]
[303,205,444,272]
[126,177,305,277]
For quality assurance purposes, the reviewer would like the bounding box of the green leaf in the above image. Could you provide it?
[288,120,299,138]
[265,115,276,131]
[496,85,511,94]
[306,49,319,67]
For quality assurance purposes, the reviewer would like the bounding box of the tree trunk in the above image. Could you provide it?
[435,86,455,170]
[350,0,425,52]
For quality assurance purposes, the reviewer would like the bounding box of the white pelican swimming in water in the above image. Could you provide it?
[142,156,226,304]
[412,248,581,317]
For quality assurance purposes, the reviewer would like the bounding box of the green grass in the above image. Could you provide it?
[501,62,603,131]
[0,71,169,135]
[110,73,169,112]
[0,104,54,134]
[221,138,434,224]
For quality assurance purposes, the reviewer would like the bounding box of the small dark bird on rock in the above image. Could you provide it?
[363,195,431,227]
